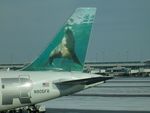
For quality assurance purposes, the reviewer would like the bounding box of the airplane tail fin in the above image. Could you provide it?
[22,7,96,71]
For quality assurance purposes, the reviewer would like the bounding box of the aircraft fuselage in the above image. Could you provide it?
[0,71,95,111]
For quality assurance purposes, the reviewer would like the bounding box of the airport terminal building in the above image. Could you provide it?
[0,60,150,77]
[84,61,150,76]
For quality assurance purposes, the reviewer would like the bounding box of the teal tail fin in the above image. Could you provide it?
[23,7,96,71]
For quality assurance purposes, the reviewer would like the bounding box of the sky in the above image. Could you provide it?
[0,0,150,64]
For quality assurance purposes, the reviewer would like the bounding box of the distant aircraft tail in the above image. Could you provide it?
[22,7,96,71]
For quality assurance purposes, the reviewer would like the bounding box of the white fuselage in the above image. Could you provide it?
[0,70,100,111]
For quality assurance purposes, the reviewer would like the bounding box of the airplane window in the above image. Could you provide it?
[2,84,5,89]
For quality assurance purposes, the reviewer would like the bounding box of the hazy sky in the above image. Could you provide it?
[0,0,150,64]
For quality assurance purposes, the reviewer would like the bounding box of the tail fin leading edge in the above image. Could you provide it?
[23,7,96,71]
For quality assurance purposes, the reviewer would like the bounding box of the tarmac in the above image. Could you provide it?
[42,77,150,113]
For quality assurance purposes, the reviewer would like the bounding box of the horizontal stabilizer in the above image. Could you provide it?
[54,76,113,85]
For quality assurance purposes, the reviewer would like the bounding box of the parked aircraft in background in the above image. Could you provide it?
[0,8,112,113]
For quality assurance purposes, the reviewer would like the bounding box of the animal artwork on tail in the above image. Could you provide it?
[47,27,82,66]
